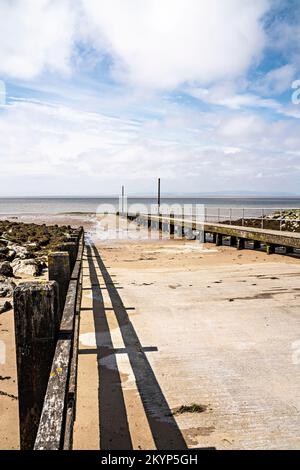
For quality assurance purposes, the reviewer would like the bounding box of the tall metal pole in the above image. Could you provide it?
[121,185,124,214]
[158,178,161,214]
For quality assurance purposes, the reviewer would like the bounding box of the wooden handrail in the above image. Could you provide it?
[34,231,84,450]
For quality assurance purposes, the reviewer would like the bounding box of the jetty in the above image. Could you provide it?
[126,212,300,254]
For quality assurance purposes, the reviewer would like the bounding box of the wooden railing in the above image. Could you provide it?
[34,230,84,450]
[13,227,84,450]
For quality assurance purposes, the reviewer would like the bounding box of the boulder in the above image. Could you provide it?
[10,245,32,260]
[0,300,12,314]
[12,258,42,277]
[0,261,13,277]
[0,277,16,297]
[6,249,16,261]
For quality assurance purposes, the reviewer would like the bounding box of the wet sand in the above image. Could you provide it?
[1,214,300,449]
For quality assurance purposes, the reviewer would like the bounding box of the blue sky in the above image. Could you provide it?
[1,0,300,196]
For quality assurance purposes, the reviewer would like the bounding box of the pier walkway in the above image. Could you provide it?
[128,213,300,252]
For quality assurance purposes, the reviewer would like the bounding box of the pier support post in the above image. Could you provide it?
[236,238,245,250]
[48,252,70,320]
[169,213,175,236]
[175,225,185,239]
[198,230,206,243]
[253,240,261,250]
[286,246,294,254]
[266,243,275,255]
[13,281,59,450]
[229,236,237,246]
[215,233,223,246]
[212,233,217,244]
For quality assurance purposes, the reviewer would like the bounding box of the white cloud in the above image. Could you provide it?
[254,64,296,95]
[1,0,300,196]
[0,0,75,79]
[0,0,270,89]
[81,0,270,89]
[1,98,300,195]
[188,83,280,110]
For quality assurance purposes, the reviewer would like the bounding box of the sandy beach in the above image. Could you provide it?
[1,214,300,449]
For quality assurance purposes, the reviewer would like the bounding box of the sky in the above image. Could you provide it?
[1,0,300,197]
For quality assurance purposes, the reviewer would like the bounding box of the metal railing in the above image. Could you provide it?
[144,207,300,232]
[203,207,300,231]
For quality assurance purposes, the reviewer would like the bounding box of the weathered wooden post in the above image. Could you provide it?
[212,233,217,244]
[215,233,222,246]
[237,238,245,250]
[55,242,77,272]
[48,252,70,320]
[169,213,175,236]
[13,281,59,450]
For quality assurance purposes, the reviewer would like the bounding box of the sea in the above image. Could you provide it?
[0,197,300,222]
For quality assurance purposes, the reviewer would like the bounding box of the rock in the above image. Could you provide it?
[36,258,47,271]
[10,245,32,260]
[6,249,16,261]
[0,278,16,297]
[39,237,50,247]
[0,300,12,314]
[12,258,42,277]
[0,261,13,277]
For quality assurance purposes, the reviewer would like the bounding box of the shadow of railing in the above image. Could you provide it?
[84,244,133,450]
[84,242,187,450]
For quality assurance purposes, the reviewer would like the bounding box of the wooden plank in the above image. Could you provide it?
[63,274,82,450]
[68,275,82,396]
[34,339,72,450]
[76,240,84,261]
[62,403,74,450]
[59,279,77,334]
[71,259,81,281]
[63,244,83,449]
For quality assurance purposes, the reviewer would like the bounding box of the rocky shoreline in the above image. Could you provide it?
[0,220,76,314]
